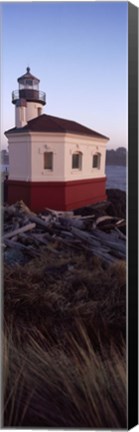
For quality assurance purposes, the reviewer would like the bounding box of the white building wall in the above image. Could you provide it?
[15,106,27,128]
[29,132,107,182]
[64,134,107,181]
[7,134,31,181]
[15,102,43,128]
[26,102,43,122]
[6,131,108,182]
[30,133,65,181]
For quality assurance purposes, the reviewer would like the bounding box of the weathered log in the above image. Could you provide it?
[29,233,49,246]
[116,218,125,226]
[4,238,29,250]
[92,228,125,243]
[18,233,36,246]
[78,214,95,220]
[95,215,118,225]
[51,235,81,249]
[91,230,126,255]
[97,223,118,232]
[59,216,85,230]
[3,223,36,240]
[28,214,53,233]
[4,239,40,257]
[71,226,101,247]
[71,225,126,260]
[45,208,74,218]
[98,236,125,254]
[60,231,74,238]
[80,242,116,264]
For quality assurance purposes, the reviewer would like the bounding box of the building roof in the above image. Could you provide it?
[5,114,109,140]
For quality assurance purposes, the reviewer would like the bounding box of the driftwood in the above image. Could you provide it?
[3,223,36,240]
[95,215,118,225]
[115,227,126,240]
[3,198,126,266]
[45,207,74,218]
[116,218,125,226]
[4,238,30,250]
[4,239,40,257]
[28,214,53,233]
[59,217,85,230]
[29,233,49,246]
[71,226,126,262]
[78,214,95,220]
[71,226,101,247]
[92,231,125,253]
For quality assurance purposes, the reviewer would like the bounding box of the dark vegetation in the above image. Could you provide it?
[106,147,127,166]
[3,189,127,428]
[1,149,9,165]
[75,188,126,219]
[107,189,126,219]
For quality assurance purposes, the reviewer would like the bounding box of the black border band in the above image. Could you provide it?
[128,2,138,429]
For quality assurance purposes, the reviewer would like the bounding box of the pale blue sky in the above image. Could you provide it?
[1,2,128,149]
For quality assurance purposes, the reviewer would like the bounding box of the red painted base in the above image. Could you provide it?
[7,178,107,211]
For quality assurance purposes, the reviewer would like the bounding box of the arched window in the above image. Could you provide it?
[92,152,101,169]
[72,152,82,170]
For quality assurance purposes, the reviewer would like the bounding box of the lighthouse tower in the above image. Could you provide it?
[12,67,46,127]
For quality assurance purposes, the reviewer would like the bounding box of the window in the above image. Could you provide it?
[72,152,82,170]
[25,79,33,86]
[44,152,53,170]
[92,153,101,169]
[38,107,42,117]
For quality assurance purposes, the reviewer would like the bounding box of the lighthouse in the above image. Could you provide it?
[12,67,46,127]
[5,68,109,211]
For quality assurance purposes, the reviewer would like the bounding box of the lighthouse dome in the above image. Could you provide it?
[12,67,46,106]
[17,67,40,85]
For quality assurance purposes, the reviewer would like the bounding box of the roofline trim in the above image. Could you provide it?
[5,128,109,141]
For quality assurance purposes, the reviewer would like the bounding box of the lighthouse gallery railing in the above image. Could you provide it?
[12,89,46,105]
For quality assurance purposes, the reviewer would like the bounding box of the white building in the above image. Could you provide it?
[5,68,109,211]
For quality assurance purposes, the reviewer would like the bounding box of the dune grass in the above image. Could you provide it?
[3,247,126,427]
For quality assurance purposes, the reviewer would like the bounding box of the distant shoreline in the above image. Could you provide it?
[106,147,127,166]
[106,163,126,167]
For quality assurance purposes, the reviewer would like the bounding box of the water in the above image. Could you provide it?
[1,164,127,192]
[106,165,127,192]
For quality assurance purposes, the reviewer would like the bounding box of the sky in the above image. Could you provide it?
[1,1,128,150]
